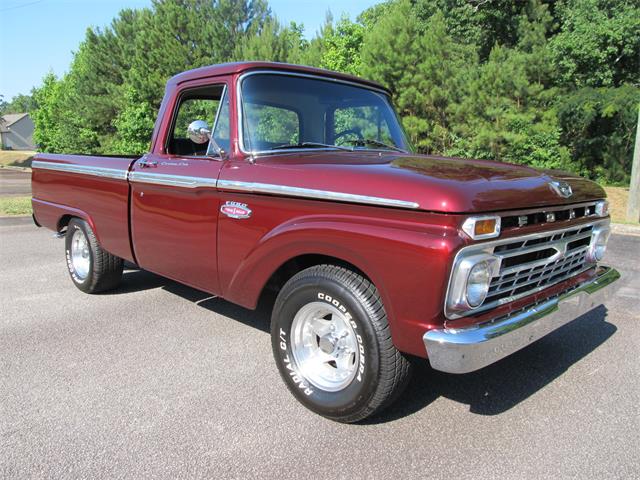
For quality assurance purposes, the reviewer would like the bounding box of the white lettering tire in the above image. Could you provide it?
[271,265,412,423]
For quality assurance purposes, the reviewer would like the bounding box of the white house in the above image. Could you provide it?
[0,113,35,150]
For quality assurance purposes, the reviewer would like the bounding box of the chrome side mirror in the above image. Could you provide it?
[187,120,211,144]
[187,120,226,158]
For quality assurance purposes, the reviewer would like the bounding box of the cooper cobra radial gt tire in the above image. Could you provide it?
[65,218,124,293]
[271,265,412,423]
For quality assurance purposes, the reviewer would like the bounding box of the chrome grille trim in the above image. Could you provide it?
[445,219,609,319]
[490,247,588,289]
[487,251,590,298]
[500,201,601,229]
[496,229,593,275]
[501,201,598,218]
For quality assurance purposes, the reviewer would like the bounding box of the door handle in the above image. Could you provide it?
[138,160,158,168]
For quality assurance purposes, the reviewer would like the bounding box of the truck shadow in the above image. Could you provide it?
[112,267,273,333]
[112,268,616,423]
[366,305,616,424]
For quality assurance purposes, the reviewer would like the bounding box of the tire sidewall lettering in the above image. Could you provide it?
[278,328,314,396]
[317,292,365,382]
[270,270,385,420]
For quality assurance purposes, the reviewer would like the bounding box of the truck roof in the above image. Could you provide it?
[168,61,390,94]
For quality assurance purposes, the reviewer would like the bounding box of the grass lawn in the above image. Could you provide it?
[0,150,36,168]
[0,196,32,216]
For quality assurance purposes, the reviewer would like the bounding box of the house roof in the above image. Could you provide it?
[0,113,29,132]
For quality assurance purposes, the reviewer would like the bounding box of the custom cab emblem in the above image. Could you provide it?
[220,201,252,219]
[549,180,573,198]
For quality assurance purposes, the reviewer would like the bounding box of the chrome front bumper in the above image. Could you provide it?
[424,267,620,374]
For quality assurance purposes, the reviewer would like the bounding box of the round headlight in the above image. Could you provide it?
[590,228,610,261]
[466,261,492,307]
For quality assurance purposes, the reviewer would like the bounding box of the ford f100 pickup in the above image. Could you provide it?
[31,62,620,423]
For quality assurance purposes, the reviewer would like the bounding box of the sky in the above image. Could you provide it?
[0,0,378,101]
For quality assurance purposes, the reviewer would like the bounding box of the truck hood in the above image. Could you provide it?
[233,152,605,213]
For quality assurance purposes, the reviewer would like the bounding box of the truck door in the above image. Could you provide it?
[129,81,231,294]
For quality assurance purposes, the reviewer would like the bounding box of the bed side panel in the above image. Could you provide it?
[31,153,136,262]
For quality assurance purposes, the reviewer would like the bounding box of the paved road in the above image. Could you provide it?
[1,218,639,479]
[0,169,31,196]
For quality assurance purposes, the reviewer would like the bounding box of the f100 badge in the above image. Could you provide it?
[220,201,252,219]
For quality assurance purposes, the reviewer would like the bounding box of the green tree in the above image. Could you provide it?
[234,19,307,63]
[128,0,270,105]
[297,13,334,68]
[452,44,571,170]
[32,0,273,154]
[31,72,99,153]
[361,3,475,153]
[0,93,36,115]
[110,88,157,154]
[412,0,536,60]
[31,73,63,152]
[27,0,638,184]
[318,16,365,75]
[357,1,394,29]
[557,86,640,183]
[549,0,640,88]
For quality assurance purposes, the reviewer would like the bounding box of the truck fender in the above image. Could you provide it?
[32,198,101,241]
[222,215,456,356]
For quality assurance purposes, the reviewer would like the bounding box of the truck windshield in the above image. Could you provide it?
[239,73,411,154]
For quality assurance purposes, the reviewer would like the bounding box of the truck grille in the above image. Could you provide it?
[445,218,610,320]
[485,224,594,307]
[500,202,598,229]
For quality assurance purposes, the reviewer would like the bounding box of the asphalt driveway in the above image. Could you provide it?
[1,218,638,479]
[0,169,31,196]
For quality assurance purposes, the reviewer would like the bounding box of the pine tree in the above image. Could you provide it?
[361,3,474,153]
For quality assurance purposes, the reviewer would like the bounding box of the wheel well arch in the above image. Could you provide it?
[57,214,74,232]
[258,253,371,303]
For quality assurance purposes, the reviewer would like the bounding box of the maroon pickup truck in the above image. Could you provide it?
[32,62,620,422]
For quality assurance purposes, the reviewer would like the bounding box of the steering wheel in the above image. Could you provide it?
[334,127,363,145]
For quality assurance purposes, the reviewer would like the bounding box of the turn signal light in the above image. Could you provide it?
[461,216,501,240]
[474,219,497,236]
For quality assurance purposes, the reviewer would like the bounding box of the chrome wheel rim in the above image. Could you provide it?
[70,229,90,280]
[290,301,360,392]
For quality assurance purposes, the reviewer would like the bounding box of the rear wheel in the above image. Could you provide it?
[271,265,412,423]
[65,218,123,293]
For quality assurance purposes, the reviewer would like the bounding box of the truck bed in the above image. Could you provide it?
[31,153,139,263]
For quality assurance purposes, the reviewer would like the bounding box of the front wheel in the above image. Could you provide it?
[65,218,124,293]
[271,265,412,423]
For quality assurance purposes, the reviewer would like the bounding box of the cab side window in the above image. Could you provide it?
[168,84,226,156]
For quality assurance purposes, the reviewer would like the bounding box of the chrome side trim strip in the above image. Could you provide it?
[128,171,217,188]
[217,179,420,209]
[31,160,128,181]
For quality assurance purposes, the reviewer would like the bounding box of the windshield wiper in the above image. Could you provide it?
[343,138,406,153]
[270,142,353,151]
